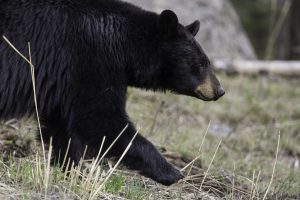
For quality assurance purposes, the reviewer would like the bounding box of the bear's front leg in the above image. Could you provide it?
[121,129,184,186]
[70,112,183,185]
[69,86,183,185]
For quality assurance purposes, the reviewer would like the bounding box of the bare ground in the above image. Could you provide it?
[0,74,300,199]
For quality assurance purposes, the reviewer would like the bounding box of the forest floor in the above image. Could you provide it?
[0,74,300,199]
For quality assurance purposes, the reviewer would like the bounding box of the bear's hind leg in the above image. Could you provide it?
[42,113,84,168]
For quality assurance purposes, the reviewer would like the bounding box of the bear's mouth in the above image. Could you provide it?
[172,90,214,101]
[194,91,212,101]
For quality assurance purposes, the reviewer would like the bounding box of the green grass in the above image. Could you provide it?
[127,74,300,199]
[0,74,300,199]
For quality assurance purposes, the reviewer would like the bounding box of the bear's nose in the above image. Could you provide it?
[214,86,225,101]
[217,87,225,98]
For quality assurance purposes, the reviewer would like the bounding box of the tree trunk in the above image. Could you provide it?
[213,60,300,76]
[289,0,300,60]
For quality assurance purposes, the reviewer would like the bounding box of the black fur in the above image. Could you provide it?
[0,0,213,185]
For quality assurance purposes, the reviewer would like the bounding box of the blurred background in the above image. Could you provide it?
[129,0,300,61]
[231,0,300,60]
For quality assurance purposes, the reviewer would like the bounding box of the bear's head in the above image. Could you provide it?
[159,10,225,101]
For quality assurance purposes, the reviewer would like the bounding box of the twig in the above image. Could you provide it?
[2,36,46,163]
[199,140,222,191]
[231,162,236,200]
[263,133,280,200]
[99,124,128,161]
[27,42,46,162]
[90,129,139,199]
[181,121,211,172]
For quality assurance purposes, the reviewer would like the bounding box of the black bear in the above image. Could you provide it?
[0,0,225,185]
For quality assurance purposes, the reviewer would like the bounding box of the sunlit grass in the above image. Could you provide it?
[1,36,300,199]
[127,74,300,199]
[0,74,299,199]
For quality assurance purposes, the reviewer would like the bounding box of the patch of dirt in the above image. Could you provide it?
[0,119,37,159]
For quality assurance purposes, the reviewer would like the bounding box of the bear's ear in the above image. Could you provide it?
[186,20,200,36]
[159,10,179,38]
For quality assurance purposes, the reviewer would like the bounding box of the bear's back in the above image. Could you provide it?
[0,0,156,119]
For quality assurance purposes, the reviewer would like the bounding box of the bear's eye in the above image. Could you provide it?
[199,60,206,68]
[199,59,209,68]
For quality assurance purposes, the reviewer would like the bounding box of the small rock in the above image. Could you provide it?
[208,124,232,138]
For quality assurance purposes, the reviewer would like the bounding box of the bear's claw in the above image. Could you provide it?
[154,166,184,186]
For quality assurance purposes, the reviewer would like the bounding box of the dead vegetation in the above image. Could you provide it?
[0,38,300,199]
[1,74,300,199]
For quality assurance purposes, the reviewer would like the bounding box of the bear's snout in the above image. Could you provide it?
[194,69,225,101]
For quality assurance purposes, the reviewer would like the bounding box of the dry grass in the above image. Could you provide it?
[126,74,300,199]
[0,74,299,199]
[1,35,300,200]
